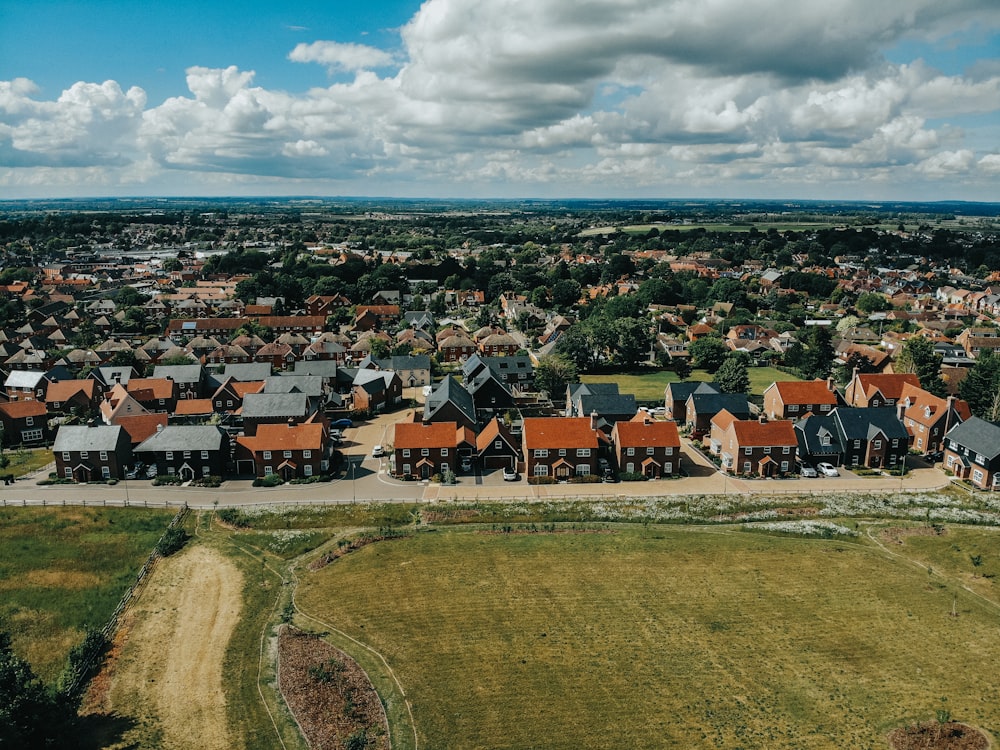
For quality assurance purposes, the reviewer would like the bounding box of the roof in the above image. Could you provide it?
[945,417,1000,460]
[53,425,126,452]
[687,392,752,418]
[833,407,909,441]
[238,422,325,452]
[44,379,96,402]
[731,419,798,447]
[765,379,838,406]
[853,373,920,402]
[794,414,843,456]
[424,377,476,425]
[523,417,599,450]
[265,375,323,397]
[152,364,204,383]
[221,363,272,381]
[241,392,310,419]
[578,392,637,418]
[394,421,459,449]
[568,382,619,400]
[172,398,214,416]
[114,413,169,444]
[476,416,519,453]
[710,409,739,432]
[4,370,46,389]
[665,381,719,401]
[0,400,48,419]
[136,425,226,452]
[613,420,681,448]
[126,378,175,400]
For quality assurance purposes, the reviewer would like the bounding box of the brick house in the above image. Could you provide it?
[53,424,132,481]
[393,421,460,479]
[212,377,265,413]
[943,417,1000,490]
[476,416,522,471]
[438,332,478,362]
[126,377,178,414]
[241,392,312,436]
[0,400,50,446]
[522,417,600,479]
[832,407,909,470]
[305,294,352,317]
[134,425,230,480]
[236,422,329,479]
[844,373,920,408]
[896,383,971,455]
[352,369,403,413]
[762,379,839,420]
[685,391,752,439]
[44,378,99,416]
[715,417,798,477]
[611,418,682,478]
[664,381,719,422]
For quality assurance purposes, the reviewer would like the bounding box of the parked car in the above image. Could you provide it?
[924,450,943,463]
[145,463,158,478]
[371,445,384,458]
[799,464,818,478]
[331,418,353,429]
[601,468,618,483]
[460,456,473,472]
[125,462,143,480]
[816,462,840,477]
[502,466,519,481]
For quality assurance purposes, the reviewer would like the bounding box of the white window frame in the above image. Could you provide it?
[402,449,410,458]
[263,450,272,460]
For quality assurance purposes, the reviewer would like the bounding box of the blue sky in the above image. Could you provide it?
[1,0,999,200]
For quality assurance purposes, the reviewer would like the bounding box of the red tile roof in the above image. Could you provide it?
[173,398,213,415]
[613,420,681,448]
[127,378,175,400]
[768,379,838,405]
[394,421,458,449]
[731,419,797,447]
[238,423,324,452]
[855,373,920,401]
[44,379,96,403]
[114,413,169,444]
[523,417,599,450]
[0,400,47,419]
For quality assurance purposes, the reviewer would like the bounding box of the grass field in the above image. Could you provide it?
[581,366,798,400]
[5,446,55,476]
[0,506,173,683]
[296,526,1000,750]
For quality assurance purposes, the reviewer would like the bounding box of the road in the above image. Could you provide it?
[1,410,954,510]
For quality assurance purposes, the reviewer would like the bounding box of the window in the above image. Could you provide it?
[303,464,313,477]
[744,447,752,455]
[891,439,898,447]
[819,404,830,411]
[284,450,292,459]
[165,451,173,460]
[201,450,209,459]
[664,462,672,474]
[167,466,175,475]
[763,446,771,454]
[494,440,503,450]
[101,466,111,479]
[533,464,549,476]
[627,447,635,456]
[183,451,191,459]
[821,435,831,446]
[782,446,791,454]
[81,451,89,459]
[202,465,210,476]
[559,449,567,456]
[264,465,273,475]
[973,469,984,485]
[422,448,430,456]
[947,455,955,467]
[575,464,590,475]
[227,400,233,407]
[402,449,410,458]
[788,404,799,412]
[664,447,673,456]
[303,450,311,459]
[263,450,272,460]
[20,429,42,443]
[853,440,861,449]
[402,463,411,475]
[62,451,70,461]
[100,451,108,461]
[578,448,591,457]
[534,449,548,458]
[873,440,882,450]
[25,416,33,426]
[441,448,448,456]
[626,462,635,473]
[743,461,752,473]
[780,461,789,472]
[64,467,72,478]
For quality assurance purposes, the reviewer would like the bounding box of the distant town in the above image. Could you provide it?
[1,197,999,493]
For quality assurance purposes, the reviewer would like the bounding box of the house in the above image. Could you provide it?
[437,332,478,362]
[479,331,520,357]
[664,381,719,422]
[88,366,138,396]
[4,370,50,402]
[53,424,132,482]
[715,417,798,477]
[241,392,312,435]
[113,412,169,447]
[611,418,682,478]
[794,414,844,468]
[466,368,516,412]
[361,354,432,391]
[522,417,600,479]
[151,364,205,400]
[896,383,970,455]
[212,377,265,413]
[305,294,352,317]
[126,377,178,413]
[134,425,230,480]
[44,379,99,416]
[685,391,752,439]
[566,382,638,430]
[99,384,150,424]
[762,379,839,420]
[392,421,461,479]
[423,377,477,431]
[844,372,920,408]
[351,369,402,414]
[171,398,215,422]
[236,422,329,479]
[943,417,1000,490]
[832,407,909,470]
[462,354,534,388]
[476,416,522,471]
[0,400,50,446]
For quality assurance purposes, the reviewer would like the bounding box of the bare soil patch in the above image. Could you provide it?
[278,626,389,750]
[888,721,990,749]
[882,525,948,545]
[81,544,244,750]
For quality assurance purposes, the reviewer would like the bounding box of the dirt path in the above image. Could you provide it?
[88,544,244,750]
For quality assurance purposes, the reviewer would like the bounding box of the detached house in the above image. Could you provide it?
[832,407,909,470]
[236,421,329,479]
[44,379,99,416]
[134,425,230,480]
[716,417,798,477]
[844,373,920,408]
[0,400,50,446]
[943,417,1000,490]
[522,417,600,479]
[762,379,839,420]
[896,383,970,455]
[53,424,132,482]
[611,418,682,478]
[393,421,461,479]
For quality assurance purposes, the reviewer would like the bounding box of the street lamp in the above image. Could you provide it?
[351,458,356,504]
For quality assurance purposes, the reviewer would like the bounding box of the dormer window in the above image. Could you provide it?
[924,406,932,418]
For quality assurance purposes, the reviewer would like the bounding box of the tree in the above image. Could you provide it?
[369,337,390,360]
[533,354,578,399]
[800,325,835,380]
[959,351,1000,419]
[0,630,77,747]
[612,317,653,368]
[688,336,728,373]
[715,353,751,394]
[855,292,891,314]
[895,336,946,396]
[550,279,581,311]
[672,358,692,380]
[835,351,877,385]
[554,326,594,372]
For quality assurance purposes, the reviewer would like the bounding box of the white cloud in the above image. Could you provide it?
[2,0,1000,197]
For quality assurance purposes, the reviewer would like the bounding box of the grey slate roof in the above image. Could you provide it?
[152,364,204,384]
[687,392,752,418]
[832,407,908,441]
[292,360,339,378]
[568,382,620,400]
[4,370,46,389]
[241,392,310,419]
[264,375,323,397]
[945,417,1000,460]
[578,393,637,417]
[222,363,272,382]
[424,376,476,425]
[794,414,843,457]
[135,425,226,453]
[666,381,719,402]
[53,425,125,452]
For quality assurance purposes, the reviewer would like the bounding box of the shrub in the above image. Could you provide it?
[527,475,557,485]
[255,473,284,488]
[619,471,648,482]
[568,474,601,483]
[156,526,189,557]
[216,508,250,528]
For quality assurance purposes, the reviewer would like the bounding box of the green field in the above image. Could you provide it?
[296,526,1000,750]
[0,506,173,682]
[581,366,798,400]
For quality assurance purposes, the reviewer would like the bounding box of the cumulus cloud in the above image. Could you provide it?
[2,0,1000,196]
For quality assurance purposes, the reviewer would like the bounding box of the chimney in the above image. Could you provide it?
[827,377,835,392]
[896,402,906,421]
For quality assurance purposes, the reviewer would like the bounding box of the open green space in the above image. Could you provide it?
[296,526,1000,750]
[4,447,55,476]
[0,506,173,682]
[581,366,798,400]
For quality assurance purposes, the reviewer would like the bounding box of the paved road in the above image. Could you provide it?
[1,413,953,510]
